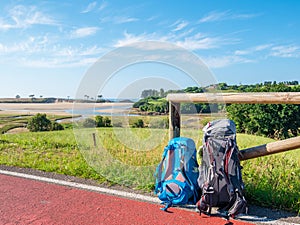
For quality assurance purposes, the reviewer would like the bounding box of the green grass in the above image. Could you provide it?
[0,114,30,133]
[237,134,300,213]
[0,127,299,213]
[0,130,105,181]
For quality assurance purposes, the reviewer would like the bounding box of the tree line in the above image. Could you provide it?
[135,81,300,139]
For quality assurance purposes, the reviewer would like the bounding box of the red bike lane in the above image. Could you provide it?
[0,174,253,225]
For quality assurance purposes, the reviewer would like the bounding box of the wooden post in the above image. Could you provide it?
[169,101,181,139]
[92,133,97,147]
[239,136,300,161]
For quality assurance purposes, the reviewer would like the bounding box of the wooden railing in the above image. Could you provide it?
[166,92,300,160]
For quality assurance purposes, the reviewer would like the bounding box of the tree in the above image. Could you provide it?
[227,103,300,139]
[159,88,165,97]
[218,83,228,90]
[27,113,51,132]
[95,115,111,127]
[29,94,35,102]
[141,89,159,98]
[184,86,203,93]
[15,95,20,99]
[95,115,104,127]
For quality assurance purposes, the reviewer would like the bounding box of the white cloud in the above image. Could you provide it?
[99,15,139,24]
[6,44,103,68]
[270,45,300,58]
[234,50,249,56]
[232,13,262,19]
[81,2,97,13]
[113,32,150,47]
[70,27,99,39]
[198,11,229,23]
[234,43,300,58]
[175,33,225,50]
[55,45,104,57]
[98,1,108,11]
[253,44,273,51]
[203,55,254,68]
[113,31,234,52]
[20,56,99,68]
[0,5,57,30]
[234,44,273,56]
[115,16,139,24]
[0,34,105,68]
[146,15,159,21]
[198,10,260,23]
[0,35,50,54]
[171,19,188,32]
[80,45,105,56]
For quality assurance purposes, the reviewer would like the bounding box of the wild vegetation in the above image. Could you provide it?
[27,113,64,132]
[0,114,72,134]
[81,115,112,128]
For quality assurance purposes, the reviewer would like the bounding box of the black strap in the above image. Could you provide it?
[165,184,177,196]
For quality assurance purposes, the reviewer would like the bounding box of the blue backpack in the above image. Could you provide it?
[154,137,200,211]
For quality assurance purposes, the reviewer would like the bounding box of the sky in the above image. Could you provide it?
[0,0,299,99]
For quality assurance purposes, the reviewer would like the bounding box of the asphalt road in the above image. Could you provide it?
[0,173,253,225]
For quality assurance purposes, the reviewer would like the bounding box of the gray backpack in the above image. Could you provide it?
[196,119,247,219]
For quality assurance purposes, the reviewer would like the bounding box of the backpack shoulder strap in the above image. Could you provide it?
[220,138,247,215]
[154,145,171,194]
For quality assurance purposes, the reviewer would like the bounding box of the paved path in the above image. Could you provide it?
[0,173,253,225]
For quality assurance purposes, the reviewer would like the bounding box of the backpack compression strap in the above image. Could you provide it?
[221,139,246,215]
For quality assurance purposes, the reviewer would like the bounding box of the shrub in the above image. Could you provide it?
[51,121,64,131]
[132,119,144,128]
[95,115,112,127]
[95,115,104,127]
[27,113,51,132]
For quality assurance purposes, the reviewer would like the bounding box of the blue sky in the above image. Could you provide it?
[0,0,299,98]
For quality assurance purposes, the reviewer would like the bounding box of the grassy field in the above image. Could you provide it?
[0,126,299,213]
[0,114,74,134]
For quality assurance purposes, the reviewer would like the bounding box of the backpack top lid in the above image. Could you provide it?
[203,119,236,139]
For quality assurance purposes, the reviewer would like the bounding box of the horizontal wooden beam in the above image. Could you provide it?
[166,92,300,104]
[239,136,300,161]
